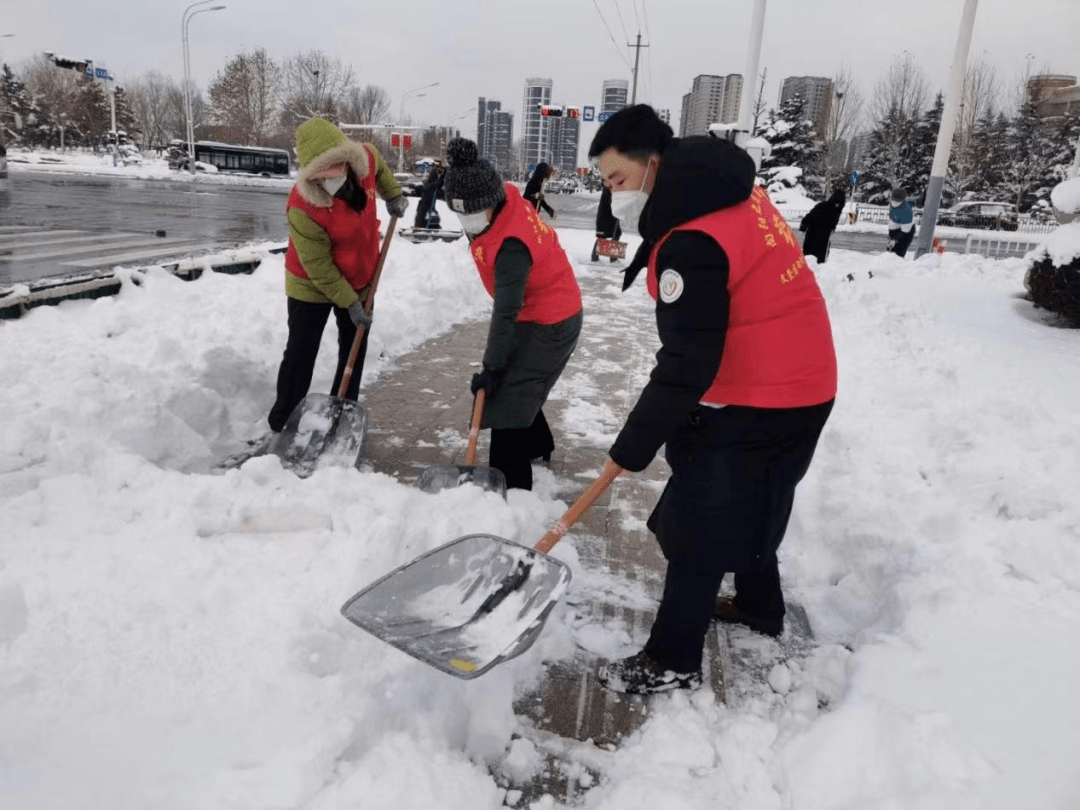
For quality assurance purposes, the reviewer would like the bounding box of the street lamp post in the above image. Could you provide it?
[181,1,225,176]
[397,82,439,171]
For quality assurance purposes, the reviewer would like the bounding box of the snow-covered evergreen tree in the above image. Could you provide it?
[758,94,824,198]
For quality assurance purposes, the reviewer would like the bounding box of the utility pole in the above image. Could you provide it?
[628,33,649,105]
[914,0,979,259]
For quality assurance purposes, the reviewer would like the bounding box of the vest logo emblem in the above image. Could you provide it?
[659,269,684,303]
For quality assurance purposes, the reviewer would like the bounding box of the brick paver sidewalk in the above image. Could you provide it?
[355,260,730,803]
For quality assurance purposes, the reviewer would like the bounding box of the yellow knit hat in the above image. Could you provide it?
[295,117,347,169]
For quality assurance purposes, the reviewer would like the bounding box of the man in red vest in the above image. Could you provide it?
[590,105,837,695]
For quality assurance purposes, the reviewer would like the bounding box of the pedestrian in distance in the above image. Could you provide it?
[799,188,846,263]
[443,138,583,491]
[267,117,409,435]
[887,187,915,258]
[588,105,837,695]
[590,185,623,263]
[523,161,557,220]
[414,160,446,230]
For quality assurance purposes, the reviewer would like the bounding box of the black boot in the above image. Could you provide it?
[714,597,783,637]
[598,650,702,695]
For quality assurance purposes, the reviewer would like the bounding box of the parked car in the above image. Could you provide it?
[938,201,1019,232]
[393,172,425,197]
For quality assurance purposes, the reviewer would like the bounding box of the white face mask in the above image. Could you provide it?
[318,174,347,196]
[457,210,490,234]
[609,161,653,224]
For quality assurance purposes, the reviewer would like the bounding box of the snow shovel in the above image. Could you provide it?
[340,458,623,679]
[414,389,507,497]
[270,217,398,477]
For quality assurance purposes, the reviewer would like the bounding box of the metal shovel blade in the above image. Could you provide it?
[415,464,508,497]
[270,394,367,477]
[340,534,572,679]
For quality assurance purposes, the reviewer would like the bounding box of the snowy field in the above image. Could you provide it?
[2,213,1079,809]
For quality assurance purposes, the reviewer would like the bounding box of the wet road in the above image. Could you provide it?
[0,171,289,284]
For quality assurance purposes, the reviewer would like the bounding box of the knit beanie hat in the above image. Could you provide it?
[443,138,506,214]
[890,187,907,204]
[296,117,347,169]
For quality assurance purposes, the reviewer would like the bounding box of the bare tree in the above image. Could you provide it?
[340,84,390,126]
[279,50,355,125]
[124,70,177,150]
[206,48,281,145]
[950,59,999,202]
[164,80,208,143]
[818,64,865,193]
[864,53,931,194]
[751,68,768,134]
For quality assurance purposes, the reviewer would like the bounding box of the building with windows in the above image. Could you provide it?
[521,78,553,170]
[601,79,629,115]
[680,74,743,137]
[477,97,514,176]
[778,76,834,134]
[545,111,580,173]
[657,108,671,126]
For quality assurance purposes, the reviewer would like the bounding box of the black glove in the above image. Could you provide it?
[386,195,409,217]
[347,300,372,328]
[470,366,504,397]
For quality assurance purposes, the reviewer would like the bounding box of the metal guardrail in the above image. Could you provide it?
[779,204,1056,236]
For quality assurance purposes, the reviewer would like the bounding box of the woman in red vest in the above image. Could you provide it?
[268,117,409,434]
[589,106,837,695]
[443,138,583,491]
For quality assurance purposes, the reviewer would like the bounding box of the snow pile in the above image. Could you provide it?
[1050,175,1080,216]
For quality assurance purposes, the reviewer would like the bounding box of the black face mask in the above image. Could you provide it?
[338,169,367,214]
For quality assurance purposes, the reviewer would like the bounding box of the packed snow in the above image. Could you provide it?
[2,204,1079,809]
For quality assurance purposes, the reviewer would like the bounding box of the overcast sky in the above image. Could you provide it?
[3,0,1079,152]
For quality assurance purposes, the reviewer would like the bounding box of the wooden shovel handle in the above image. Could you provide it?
[464,389,485,466]
[336,216,398,398]
[534,458,623,554]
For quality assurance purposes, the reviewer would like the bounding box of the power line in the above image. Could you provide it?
[592,0,632,69]
[640,0,653,104]
[631,0,642,34]
[613,0,631,43]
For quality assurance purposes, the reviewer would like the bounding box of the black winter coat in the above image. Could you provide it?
[414,170,445,228]
[595,186,621,239]
[523,163,556,218]
[799,199,843,263]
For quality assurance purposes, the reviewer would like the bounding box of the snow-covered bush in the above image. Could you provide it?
[1026,176,1080,325]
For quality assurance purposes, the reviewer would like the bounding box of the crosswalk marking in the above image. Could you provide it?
[0,226,231,281]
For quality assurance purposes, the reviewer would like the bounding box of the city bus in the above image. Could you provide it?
[169,140,292,176]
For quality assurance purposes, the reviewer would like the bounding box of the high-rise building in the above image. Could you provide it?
[477,97,514,176]
[679,74,743,137]
[546,112,581,173]
[657,109,671,126]
[778,76,834,134]
[521,77,553,170]
[601,79,629,115]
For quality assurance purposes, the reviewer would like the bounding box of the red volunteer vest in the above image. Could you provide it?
[469,184,582,325]
[648,185,837,408]
[285,146,380,290]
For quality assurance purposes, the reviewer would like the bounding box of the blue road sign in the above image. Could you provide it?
[849,170,859,187]
[598,111,613,123]
[527,163,537,172]
[583,105,595,122]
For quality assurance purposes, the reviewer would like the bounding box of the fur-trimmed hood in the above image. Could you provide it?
[294,139,372,208]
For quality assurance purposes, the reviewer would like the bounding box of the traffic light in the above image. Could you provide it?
[567,107,581,119]
[50,56,89,73]
[403,134,413,149]
[538,105,563,117]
